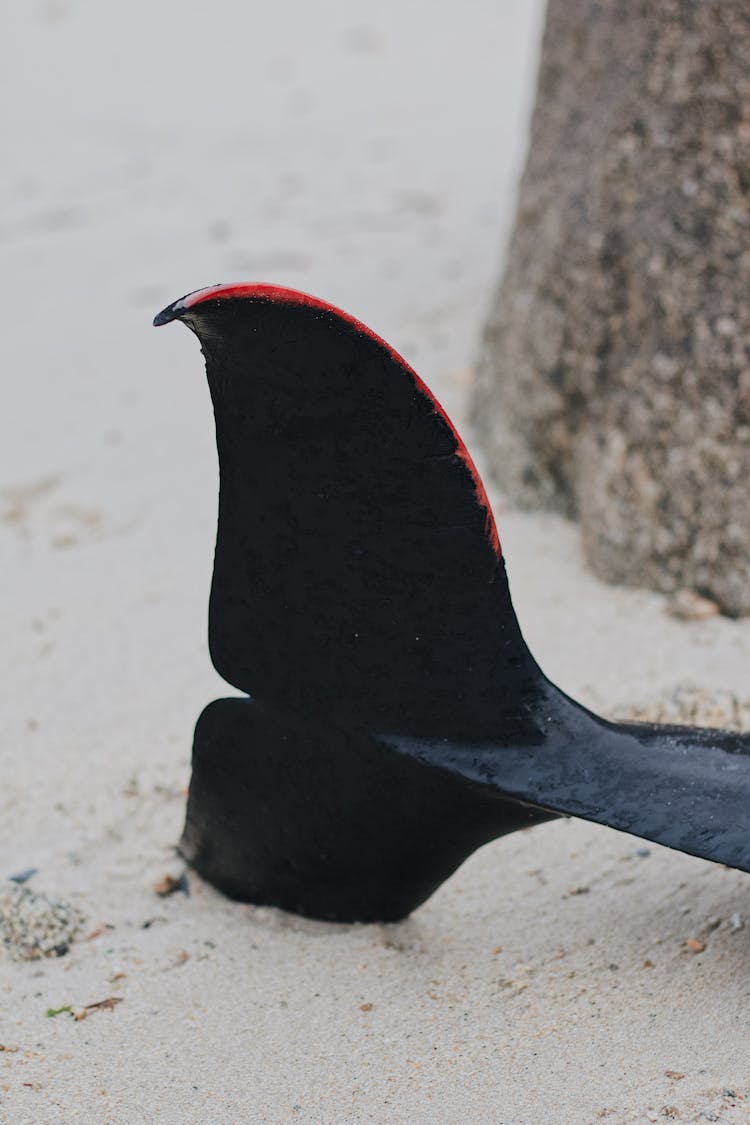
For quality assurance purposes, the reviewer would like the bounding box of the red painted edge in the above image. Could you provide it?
[169,283,501,557]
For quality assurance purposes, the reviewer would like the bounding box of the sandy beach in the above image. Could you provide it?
[3,3,750,1122]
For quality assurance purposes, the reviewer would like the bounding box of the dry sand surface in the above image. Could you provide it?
[3,2,750,1123]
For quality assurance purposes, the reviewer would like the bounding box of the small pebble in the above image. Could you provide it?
[8,868,38,885]
[153,872,189,897]
[666,589,720,621]
[0,884,84,961]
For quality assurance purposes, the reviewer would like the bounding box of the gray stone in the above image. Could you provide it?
[0,883,84,961]
[474,0,750,615]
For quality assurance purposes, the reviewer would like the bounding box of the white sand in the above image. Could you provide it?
[3,3,750,1122]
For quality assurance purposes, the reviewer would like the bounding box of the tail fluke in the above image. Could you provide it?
[155,285,750,922]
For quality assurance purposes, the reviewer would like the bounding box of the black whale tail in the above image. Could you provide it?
[179,697,558,923]
[180,683,750,923]
[155,284,750,922]
[386,680,750,880]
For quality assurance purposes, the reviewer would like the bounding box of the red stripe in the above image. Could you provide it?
[180,283,502,557]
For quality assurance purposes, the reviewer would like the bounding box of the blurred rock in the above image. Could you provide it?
[475,0,750,615]
[0,883,84,961]
[613,682,750,731]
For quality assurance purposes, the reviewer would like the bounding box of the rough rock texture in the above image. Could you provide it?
[615,683,750,732]
[0,883,84,961]
[475,0,750,615]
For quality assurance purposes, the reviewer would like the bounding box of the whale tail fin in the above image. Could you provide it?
[386,685,750,875]
[156,285,750,922]
[180,698,557,923]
